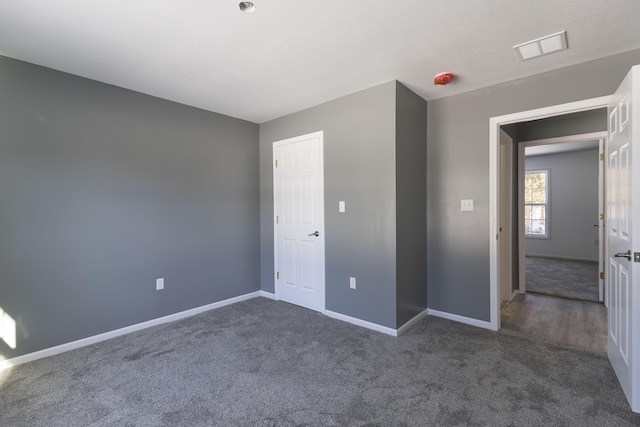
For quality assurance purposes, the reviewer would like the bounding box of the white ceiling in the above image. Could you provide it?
[1,1,640,123]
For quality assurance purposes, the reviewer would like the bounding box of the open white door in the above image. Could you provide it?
[607,65,640,412]
[273,132,325,312]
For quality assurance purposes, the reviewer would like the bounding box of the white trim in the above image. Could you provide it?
[427,308,494,330]
[499,129,514,303]
[0,291,262,371]
[489,95,611,331]
[511,289,521,300]
[520,132,608,147]
[259,291,277,300]
[396,309,429,336]
[324,310,397,336]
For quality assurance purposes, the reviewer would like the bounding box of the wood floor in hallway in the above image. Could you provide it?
[501,293,607,353]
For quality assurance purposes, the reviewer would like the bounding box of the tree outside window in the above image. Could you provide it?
[524,170,549,237]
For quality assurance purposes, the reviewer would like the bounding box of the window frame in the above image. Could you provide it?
[524,168,550,239]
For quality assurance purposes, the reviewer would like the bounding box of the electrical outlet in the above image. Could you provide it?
[461,199,474,212]
[156,278,164,290]
[349,277,356,289]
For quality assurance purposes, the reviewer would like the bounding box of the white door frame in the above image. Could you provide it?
[489,95,611,330]
[272,131,326,312]
[499,129,514,302]
[598,138,606,305]
[516,132,608,298]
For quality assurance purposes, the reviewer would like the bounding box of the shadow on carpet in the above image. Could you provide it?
[526,256,599,302]
[1,298,638,426]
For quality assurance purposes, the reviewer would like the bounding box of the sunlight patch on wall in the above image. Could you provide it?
[0,306,16,349]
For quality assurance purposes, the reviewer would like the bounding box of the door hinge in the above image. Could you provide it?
[600,153,604,161]
[275,159,278,168]
[600,213,605,221]
[276,272,280,279]
[600,272,605,280]
[276,215,279,224]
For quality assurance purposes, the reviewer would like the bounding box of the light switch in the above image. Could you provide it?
[461,199,474,212]
[339,201,346,213]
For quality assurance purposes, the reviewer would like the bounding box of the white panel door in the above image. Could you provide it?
[607,66,640,412]
[273,132,325,312]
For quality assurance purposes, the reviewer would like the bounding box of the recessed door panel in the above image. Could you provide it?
[610,260,618,345]
[301,241,315,291]
[620,265,629,365]
[283,177,296,224]
[609,151,619,237]
[620,143,629,240]
[283,238,296,287]
[301,175,314,225]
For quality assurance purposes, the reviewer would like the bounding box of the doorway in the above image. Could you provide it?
[272,131,326,312]
[489,96,611,330]
[491,67,640,412]
[498,120,608,353]
[518,134,606,303]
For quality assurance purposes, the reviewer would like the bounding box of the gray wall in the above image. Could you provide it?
[395,83,428,326]
[516,108,607,142]
[0,56,260,359]
[427,48,640,322]
[525,148,599,261]
[260,82,398,328]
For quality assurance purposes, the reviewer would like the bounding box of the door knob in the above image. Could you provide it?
[614,250,632,261]
[308,231,320,237]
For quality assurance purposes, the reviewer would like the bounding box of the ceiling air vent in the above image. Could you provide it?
[514,31,568,61]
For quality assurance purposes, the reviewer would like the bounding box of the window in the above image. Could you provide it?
[524,169,549,238]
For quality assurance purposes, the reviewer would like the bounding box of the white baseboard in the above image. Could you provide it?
[259,291,277,300]
[427,308,493,330]
[0,291,262,371]
[324,310,397,337]
[396,309,429,336]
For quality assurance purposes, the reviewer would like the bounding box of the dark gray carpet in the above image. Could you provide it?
[1,298,638,426]
[526,256,599,302]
